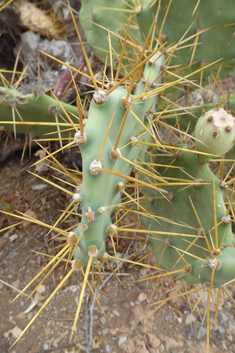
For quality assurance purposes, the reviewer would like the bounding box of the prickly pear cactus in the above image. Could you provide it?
[72,51,165,265]
[80,0,235,79]
[141,107,235,288]
[0,86,79,137]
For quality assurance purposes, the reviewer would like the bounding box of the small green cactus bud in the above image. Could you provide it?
[194,108,235,158]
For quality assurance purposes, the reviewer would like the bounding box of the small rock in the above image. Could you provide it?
[164,337,183,350]
[171,350,177,353]
[102,328,108,335]
[135,300,140,305]
[9,234,18,242]
[122,301,130,309]
[218,326,225,334]
[99,317,107,325]
[228,320,235,334]
[109,328,117,336]
[180,307,191,315]
[138,293,147,302]
[220,312,228,324]
[147,333,161,348]
[184,325,195,337]
[12,279,20,289]
[140,268,148,276]
[43,343,49,350]
[32,184,47,191]
[105,344,111,352]
[186,340,192,346]
[11,326,23,339]
[185,313,196,325]
[16,312,26,320]
[113,310,120,317]
[69,285,79,293]
[37,284,46,294]
[228,335,233,342]
[22,209,37,228]
[118,336,127,347]
[165,314,173,321]
[197,327,207,340]
[215,331,223,340]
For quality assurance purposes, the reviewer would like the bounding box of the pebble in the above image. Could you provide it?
[102,328,108,335]
[171,349,177,353]
[9,234,18,242]
[122,301,130,309]
[228,335,233,342]
[147,333,161,348]
[228,320,235,334]
[37,284,46,294]
[220,312,228,324]
[185,313,196,325]
[105,344,111,352]
[99,317,107,325]
[138,292,147,302]
[7,251,17,259]
[78,330,84,336]
[186,340,192,346]
[184,325,195,337]
[12,279,20,288]
[218,326,225,334]
[180,307,191,315]
[197,327,207,340]
[118,336,127,347]
[43,343,49,350]
[69,285,79,292]
[165,314,173,321]
[215,331,223,340]
[110,328,117,335]
[113,310,120,317]
[134,300,140,305]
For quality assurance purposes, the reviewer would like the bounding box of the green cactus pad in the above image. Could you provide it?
[0,87,79,138]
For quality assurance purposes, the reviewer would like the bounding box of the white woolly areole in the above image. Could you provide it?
[90,160,102,175]
[220,181,228,189]
[73,193,82,202]
[208,258,220,269]
[68,231,76,238]
[110,148,122,159]
[121,96,131,109]
[71,259,83,270]
[136,5,143,14]
[76,184,82,192]
[97,206,106,213]
[129,136,138,146]
[116,182,125,193]
[209,108,234,128]
[107,224,118,235]
[74,131,87,145]
[222,214,231,224]
[88,245,98,257]
[93,89,108,104]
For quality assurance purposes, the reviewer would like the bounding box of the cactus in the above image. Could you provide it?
[0,86,80,138]
[80,0,235,80]
[140,107,235,288]
[1,1,235,352]
[73,50,165,266]
[194,108,235,158]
